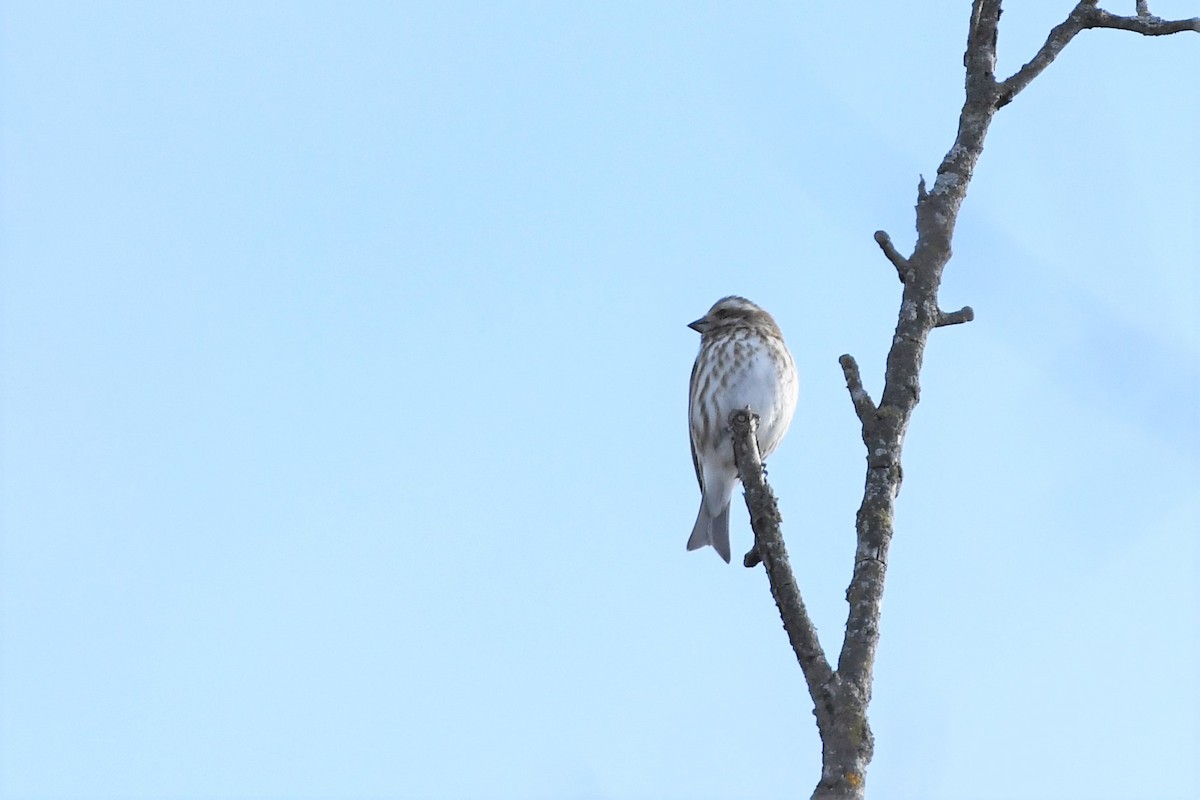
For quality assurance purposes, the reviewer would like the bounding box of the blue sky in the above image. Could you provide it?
[2,2,1196,799]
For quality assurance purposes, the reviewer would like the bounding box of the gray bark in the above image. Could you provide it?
[728,3,1197,798]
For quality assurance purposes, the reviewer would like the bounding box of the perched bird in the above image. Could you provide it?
[687,296,798,562]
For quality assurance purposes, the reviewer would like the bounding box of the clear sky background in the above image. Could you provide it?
[2,3,1197,799]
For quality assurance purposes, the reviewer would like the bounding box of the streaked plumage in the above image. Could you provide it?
[687,296,798,562]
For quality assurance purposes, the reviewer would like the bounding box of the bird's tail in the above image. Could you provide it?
[687,499,731,563]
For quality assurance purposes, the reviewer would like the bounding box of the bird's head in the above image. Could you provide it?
[688,296,779,337]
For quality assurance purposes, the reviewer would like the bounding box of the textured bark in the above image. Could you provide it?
[731,411,835,700]
[727,3,1197,798]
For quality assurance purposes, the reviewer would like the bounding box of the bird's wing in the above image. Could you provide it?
[690,436,703,490]
[688,357,703,490]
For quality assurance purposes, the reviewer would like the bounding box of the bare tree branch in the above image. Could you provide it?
[799,1,1190,797]
[997,4,1090,107]
[729,411,835,696]
[831,0,1002,708]
[726,2,1193,797]
[998,2,1199,107]
[1086,2,1200,34]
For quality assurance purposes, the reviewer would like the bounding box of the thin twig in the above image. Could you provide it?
[873,230,909,283]
[838,355,876,425]
[1086,6,1199,34]
[935,306,976,327]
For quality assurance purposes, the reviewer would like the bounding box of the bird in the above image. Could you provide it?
[687,296,798,563]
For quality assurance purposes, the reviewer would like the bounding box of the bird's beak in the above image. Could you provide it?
[688,317,709,334]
